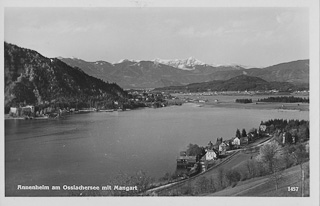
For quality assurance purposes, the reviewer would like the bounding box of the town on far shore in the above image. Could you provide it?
[5,88,309,120]
[5,90,182,120]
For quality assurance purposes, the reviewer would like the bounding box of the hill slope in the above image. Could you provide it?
[4,42,127,107]
[208,162,309,197]
[209,60,309,85]
[154,75,306,92]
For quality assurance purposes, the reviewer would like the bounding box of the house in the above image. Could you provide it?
[176,156,197,168]
[233,137,241,148]
[9,107,20,116]
[240,136,249,145]
[223,140,233,150]
[180,151,187,156]
[216,137,223,146]
[9,106,34,117]
[259,124,267,132]
[23,105,35,113]
[247,132,255,142]
[282,132,286,144]
[205,149,217,160]
[219,142,227,155]
[282,132,294,144]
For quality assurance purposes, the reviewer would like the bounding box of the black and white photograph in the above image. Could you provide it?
[1,0,319,205]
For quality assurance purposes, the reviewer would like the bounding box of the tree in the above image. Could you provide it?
[241,129,247,137]
[186,143,203,156]
[297,125,309,142]
[225,169,241,187]
[11,76,37,104]
[256,141,283,190]
[236,129,241,138]
[245,159,258,178]
[217,168,226,189]
[288,143,309,196]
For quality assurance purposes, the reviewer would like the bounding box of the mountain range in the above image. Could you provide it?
[4,41,309,109]
[4,42,126,108]
[60,57,309,89]
[154,75,307,92]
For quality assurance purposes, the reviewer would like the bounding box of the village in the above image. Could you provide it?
[176,124,270,177]
[5,90,182,120]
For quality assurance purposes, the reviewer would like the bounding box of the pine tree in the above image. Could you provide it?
[242,129,247,137]
[236,129,241,138]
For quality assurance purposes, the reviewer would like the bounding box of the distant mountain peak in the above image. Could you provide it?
[116,59,139,64]
[153,57,207,70]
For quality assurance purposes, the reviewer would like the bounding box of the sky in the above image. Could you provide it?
[4,7,309,67]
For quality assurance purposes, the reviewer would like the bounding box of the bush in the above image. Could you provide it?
[282,146,296,168]
[240,172,249,181]
[245,159,259,178]
[235,98,253,104]
[225,169,241,186]
[231,182,238,188]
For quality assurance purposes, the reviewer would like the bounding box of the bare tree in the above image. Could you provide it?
[256,141,283,190]
[245,159,257,178]
[217,167,226,189]
[288,144,309,196]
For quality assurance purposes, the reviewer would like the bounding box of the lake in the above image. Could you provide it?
[5,103,309,196]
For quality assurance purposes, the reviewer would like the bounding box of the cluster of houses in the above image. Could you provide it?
[9,105,35,118]
[8,105,68,119]
[127,90,177,108]
[176,126,268,174]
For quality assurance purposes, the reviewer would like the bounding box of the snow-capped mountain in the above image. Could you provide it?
[59,56,309,89]
[153,57,207,70]
[116,59,139,64]
[215,63,257,69]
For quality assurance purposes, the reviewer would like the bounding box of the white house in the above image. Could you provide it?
[282,132,286,144]
[9,107,18,115]
[205,150,217,160]
[233,137,241,147]
[259,124,267,132]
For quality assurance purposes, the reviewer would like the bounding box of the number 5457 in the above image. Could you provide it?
[288,187,299,192]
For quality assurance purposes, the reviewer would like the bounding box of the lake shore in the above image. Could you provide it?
[200,102,309,111]
[173,93,309,111]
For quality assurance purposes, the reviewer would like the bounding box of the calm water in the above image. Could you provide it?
[5,103,309,196]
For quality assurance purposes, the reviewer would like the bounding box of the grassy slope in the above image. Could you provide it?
[207,162,309,197]
[157,151,259,195]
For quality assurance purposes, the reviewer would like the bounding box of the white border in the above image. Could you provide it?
[0,1,319,206]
